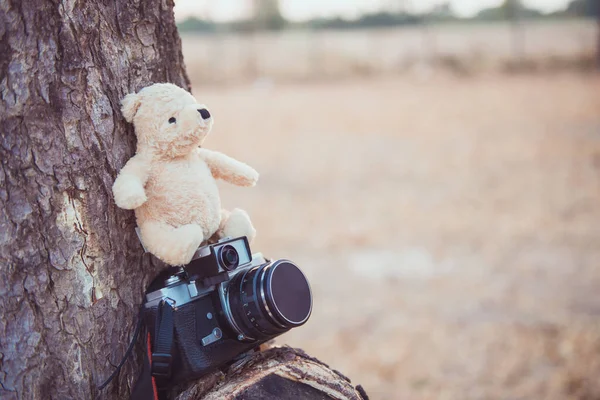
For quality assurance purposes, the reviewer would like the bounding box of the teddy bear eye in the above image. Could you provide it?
[168,117,176,124]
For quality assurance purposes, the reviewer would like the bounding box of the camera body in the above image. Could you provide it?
[143,236,312,385]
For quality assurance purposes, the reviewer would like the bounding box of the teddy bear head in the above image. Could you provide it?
[121,83,213,158]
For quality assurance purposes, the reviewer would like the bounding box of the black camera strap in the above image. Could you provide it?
[97,301,175,400]
[130,332,160,400]
[129,300,175,400]
[97,306,144,390]
[151,300,175,380]
[130,301,174,400]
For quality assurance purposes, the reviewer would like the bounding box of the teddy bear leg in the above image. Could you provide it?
[139,220,204,266]
[217,208,256,243]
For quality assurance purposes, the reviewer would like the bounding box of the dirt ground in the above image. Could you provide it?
[191,73,600,399]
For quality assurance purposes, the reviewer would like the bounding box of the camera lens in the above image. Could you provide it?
[225,260,312,340]
[218,245,239,271]
[264,261,312,326]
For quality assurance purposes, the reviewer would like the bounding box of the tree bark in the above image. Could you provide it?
[174,347,369,400]
[0,1,188,399]
[0,2,367,400]
[597,9,600,69]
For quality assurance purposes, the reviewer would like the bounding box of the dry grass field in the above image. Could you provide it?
[182,20,597,84]
[182,22,600,400]
[189,72,600,400]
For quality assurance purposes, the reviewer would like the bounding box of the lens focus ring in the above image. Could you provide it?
[226,260,312,340]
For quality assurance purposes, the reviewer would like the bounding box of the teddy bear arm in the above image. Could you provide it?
[112,153,151,209]
[199,149,259,187]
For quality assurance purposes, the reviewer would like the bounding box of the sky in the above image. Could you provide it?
[173,0,573,22]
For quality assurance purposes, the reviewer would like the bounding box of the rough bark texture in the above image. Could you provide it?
[174,347,369,400]
[0,2,366,400]
[0,0,189,398]
[597,12,600,68]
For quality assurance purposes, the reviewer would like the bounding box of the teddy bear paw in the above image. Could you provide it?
[246,168,259,187]
[235,167,259,187]
[221,208,256,243]
[112,176,147,210]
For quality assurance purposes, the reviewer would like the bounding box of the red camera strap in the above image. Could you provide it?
[129,332,160,400]
[148,333,159,400]
[130,302,174,400]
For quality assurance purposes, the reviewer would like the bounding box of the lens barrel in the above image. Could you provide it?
[225,260,312,340]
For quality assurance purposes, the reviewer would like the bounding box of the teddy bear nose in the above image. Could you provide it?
[198,109,211,120]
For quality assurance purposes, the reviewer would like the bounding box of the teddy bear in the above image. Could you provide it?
[112,83,258,266]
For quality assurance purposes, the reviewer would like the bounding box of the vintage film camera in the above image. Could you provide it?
[143,236,313,385]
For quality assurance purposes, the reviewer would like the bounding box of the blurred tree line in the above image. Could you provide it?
[177,0,599,33]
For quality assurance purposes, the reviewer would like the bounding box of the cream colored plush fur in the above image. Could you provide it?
[112,83,258,266]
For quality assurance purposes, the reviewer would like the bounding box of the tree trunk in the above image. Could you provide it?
[1,2,367,400]
[0,1,188,398]
[597,10,600,69]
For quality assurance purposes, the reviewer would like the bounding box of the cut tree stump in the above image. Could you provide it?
[173,347,369,400]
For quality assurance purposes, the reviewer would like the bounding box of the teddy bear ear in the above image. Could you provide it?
[121,92,141,123]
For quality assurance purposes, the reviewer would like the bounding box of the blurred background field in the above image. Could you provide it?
[176,1,600,398]
[182,20,597,85]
